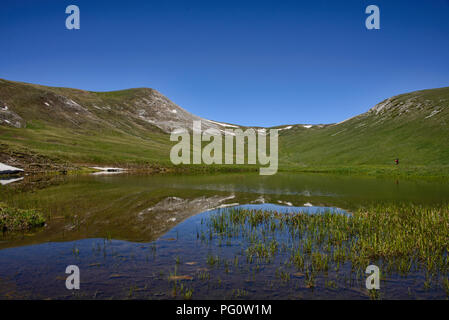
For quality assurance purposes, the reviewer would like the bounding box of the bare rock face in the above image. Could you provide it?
[132,89,241,134]
[0,100,25,128]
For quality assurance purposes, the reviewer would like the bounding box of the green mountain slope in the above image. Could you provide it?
[0,79,173,169]
[279,87,449,170]
[1,78,448,175]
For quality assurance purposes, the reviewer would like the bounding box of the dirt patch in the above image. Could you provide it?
[0,144,77,173]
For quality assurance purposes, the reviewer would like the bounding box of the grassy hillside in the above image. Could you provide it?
[0,79,174,169]
[278,86,449,175]
[1,78,449,176]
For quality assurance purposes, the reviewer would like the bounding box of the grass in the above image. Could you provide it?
[2,79,449,178]
[0,202,45,231]
[279,164,449,179]
[203,204,449,296]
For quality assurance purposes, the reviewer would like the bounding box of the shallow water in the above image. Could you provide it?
[1,172,449,299]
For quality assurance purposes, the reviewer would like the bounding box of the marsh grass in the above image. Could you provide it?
[204,203,449,294]
[0,202,45,231]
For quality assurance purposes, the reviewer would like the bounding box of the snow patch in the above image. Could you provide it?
[252,196,266,204]
[90,167,126,175]
[206,119,239,128]
[303,125,312,129]
[0,163,24,174]
[425,109,441,119]
[303,202,313,207]
[213,202,240,209]
[0,177,24,185]
[277,126,293,131]
[277,200,293,206]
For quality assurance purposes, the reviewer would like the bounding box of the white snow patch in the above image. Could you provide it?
[303,125,312,129]
[91,171,123,176]
[252,196,266,204]
[303,202,313,207]
[206,119,239,128]
[277,126,293,131]
[277,200,293,206]
[90,167,126,175]
[213,202,240,209]
[171,109,177,114]
[425,109,441,119]
[0,163,24,174]
[0,177,24,185]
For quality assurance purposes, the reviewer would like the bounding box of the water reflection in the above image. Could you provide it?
[1,172,449,299]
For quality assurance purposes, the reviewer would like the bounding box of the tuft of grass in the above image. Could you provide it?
[204,203,449,293]
[0,202,45,231]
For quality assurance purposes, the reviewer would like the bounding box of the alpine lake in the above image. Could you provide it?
[1,172,449,300]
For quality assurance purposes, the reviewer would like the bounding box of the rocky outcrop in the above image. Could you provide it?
[0,100,25,128]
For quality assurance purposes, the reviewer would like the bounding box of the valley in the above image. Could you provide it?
[1,78,448,178]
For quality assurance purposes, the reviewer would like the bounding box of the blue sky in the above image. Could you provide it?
[1,0,448,127]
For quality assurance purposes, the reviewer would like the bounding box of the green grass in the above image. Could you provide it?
[279,164,449,179]
[2,78,449,177]
[205,204,449,288]
[279,86,449,170]
[0,202,45,231]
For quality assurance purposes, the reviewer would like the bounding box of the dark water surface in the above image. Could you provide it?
[1,172,449,299]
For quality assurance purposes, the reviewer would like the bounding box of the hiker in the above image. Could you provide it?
[395,158,399,165]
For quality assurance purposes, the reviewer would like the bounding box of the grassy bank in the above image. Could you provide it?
[279,164,449,179]
[0,202,45,231]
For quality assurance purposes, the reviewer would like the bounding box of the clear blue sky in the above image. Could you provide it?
[1,0,448,126]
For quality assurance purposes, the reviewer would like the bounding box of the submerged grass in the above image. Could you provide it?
[0,202,45,231]
[204,203,449,293]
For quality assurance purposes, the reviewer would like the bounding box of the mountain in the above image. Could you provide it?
[280,86,449,168]
[1,78,448,173]
[0,79,242,171]
[0,78,242,133]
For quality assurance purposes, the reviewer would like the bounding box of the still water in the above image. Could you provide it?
[1,172,448,299]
